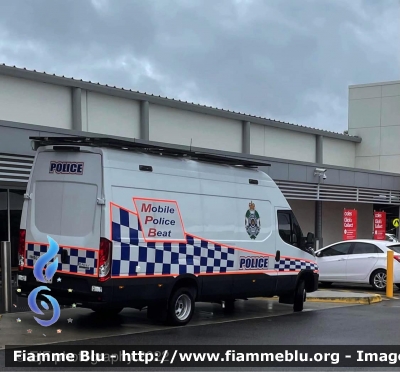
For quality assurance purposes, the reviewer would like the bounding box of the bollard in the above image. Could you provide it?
[386,250,394,298]
[1,241,12,313]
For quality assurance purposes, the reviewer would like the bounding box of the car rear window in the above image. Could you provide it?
[388,244,400,253]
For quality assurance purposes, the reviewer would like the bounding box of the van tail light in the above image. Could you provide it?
[394,256,400,263]
[18,229,26,271]
[98,238,112,282]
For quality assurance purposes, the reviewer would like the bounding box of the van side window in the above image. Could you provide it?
[277,210,305,250]
[291,213,303,246]
[278,212,291,245]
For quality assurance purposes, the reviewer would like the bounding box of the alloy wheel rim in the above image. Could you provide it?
[374,272,386,289]
[175,294,191,321]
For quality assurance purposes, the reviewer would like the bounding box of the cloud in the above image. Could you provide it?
[0,0,399,134]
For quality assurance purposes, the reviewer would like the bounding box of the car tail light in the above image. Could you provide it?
[98,237,112,282]
[18,229,26,271]
[394,255,400,263]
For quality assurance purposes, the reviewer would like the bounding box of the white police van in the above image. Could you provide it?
[17,136,318,325]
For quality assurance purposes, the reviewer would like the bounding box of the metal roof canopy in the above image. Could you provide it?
[30,136,271,168]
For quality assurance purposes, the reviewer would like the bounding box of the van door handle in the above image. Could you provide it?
[275,250,281,262]
[61,249,69,264]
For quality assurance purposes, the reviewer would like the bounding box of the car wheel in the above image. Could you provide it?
[371,269,387,291]
[167,287,195,326]
[293,280,306,312]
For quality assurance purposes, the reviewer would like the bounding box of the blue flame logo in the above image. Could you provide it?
[33,236,59,283]
[27,235,61,327]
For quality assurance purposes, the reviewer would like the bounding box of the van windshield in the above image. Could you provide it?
[34,181,98,237]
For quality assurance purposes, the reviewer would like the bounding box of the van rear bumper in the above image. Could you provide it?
[16,269,113,307]
[16,268,174,309]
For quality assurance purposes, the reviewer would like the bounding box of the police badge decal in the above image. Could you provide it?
[245,201,261,239]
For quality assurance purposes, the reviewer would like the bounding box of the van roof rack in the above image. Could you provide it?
[29,136,271,168]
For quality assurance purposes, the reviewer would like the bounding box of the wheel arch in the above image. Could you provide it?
[296,269,318,292]
[169,274,199,300]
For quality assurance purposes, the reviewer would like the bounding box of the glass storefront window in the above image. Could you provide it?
[9,190,24,267]
[0,189,8,269]
[0,189,7,240]
[0,189,25,269]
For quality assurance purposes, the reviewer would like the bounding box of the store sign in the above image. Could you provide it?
[373,211,386,240]
[343,209,357,240]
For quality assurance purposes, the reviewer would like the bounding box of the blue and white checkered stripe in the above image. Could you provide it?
[25,243,98,275]
[111,205,236,276]
[275,258,318,272]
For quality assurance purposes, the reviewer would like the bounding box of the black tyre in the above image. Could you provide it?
[371,269,387,291]
[223,300,235,313]
[319,282,333,288]
[167,287,195,326]
[293,280,306,312]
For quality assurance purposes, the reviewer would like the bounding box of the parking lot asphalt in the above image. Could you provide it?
[2,282,398,314]
[0,297,362,350]
[1,281,399,371]
[1,298,399,372]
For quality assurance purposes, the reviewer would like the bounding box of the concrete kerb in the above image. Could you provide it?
[305,290,382,305]
[264,290,383,305]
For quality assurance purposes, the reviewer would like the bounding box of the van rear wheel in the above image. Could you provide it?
[223,300,235,313]
[293,280,306,312]
[167,287,195,326]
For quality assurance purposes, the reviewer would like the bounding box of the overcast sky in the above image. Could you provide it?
[0,0,399,133]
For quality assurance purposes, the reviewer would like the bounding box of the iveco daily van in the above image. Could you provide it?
[17,136,318,325]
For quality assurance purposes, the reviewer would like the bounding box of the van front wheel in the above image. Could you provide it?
[167,287,195,326]
[293,280,306,312]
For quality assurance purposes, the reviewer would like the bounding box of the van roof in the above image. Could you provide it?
[30,136,271,168]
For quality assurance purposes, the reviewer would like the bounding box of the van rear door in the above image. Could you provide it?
[25,147,103,275]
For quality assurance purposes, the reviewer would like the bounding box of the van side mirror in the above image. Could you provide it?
[306,232,315,244]
[292,233,298,246]
[315,251,321,257]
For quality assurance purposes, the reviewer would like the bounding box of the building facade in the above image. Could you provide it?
[0,64,400,269]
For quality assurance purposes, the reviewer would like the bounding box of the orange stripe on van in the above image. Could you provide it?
[110,201,138,216]
[110,269,321,279]
[111,270,279,279]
